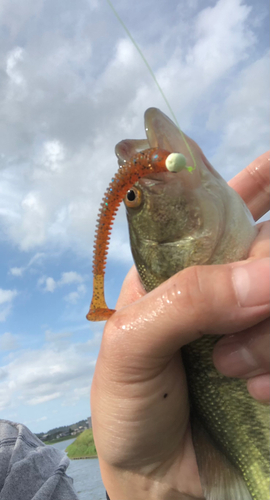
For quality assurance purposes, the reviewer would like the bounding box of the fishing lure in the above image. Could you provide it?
[86,0,197,322]
[86,149,188,321]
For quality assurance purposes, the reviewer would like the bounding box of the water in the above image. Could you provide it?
[52,438,106,500]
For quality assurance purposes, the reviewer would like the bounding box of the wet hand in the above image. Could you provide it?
[91,152,269,500]
[214,152,270,402]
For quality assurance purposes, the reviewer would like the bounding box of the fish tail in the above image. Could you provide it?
[191,414,253,500]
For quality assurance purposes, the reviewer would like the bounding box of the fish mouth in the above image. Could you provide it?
[143,108,202,190]
[115,108,220,189]
[139,172,177,185]
[145,108,223,181]
[115,107,194,165]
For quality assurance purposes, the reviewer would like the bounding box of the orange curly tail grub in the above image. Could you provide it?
[86,148,171,321]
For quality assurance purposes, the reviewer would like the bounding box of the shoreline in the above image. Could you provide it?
[45,435,79,445]
[65,429,97,459]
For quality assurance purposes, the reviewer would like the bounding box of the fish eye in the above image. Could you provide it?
[124,187,142,208]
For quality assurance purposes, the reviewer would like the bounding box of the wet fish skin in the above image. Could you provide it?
[116,108,269,500]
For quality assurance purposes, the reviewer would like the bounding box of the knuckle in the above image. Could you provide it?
[103,313,121,345]
[184,265,210,312]
[165,265,212,326]
[165,263,237,337]
[102,309,132,359]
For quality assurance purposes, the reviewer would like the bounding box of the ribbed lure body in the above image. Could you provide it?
[86,148,171,321]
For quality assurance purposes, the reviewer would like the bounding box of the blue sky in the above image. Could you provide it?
[0,0,269,434]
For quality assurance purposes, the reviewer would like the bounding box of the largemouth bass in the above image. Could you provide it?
[115,108,269,500]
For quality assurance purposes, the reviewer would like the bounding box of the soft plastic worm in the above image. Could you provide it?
[86,148,171,321]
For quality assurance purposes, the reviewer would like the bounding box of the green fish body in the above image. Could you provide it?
[115,108,270,500]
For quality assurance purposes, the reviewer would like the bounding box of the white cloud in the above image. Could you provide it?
[190,0,254,78]
[0,289,17,304]
[10,267,24,277]
[65,385,90,406]
[28,392,61,406]
[58,271,84,285]
[0,289,17,322]
[0,332,19,351]
[9,253,46,279]
[64,291,81,304]
[41,140,66,173]
[208,52,270,176]
[38,271,85,295]
[28,253,46,267]
[0,0,267,259]
[64,284,87,304]
[6,47,26,90]
[37,416,48,422]
[0,367,8,380]
[45,329,73,342]
[44,277,57,293]
[109,231,133,264]
[19,192,47,249]
[0,386,11,411]
[0,336,99,411]
[38,276,57,293]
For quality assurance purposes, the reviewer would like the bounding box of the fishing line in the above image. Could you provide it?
[105,0,197,171]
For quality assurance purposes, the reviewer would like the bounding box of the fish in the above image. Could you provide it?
[113,107,270,500]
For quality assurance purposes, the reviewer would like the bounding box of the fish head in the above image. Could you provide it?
[116,108,256,291]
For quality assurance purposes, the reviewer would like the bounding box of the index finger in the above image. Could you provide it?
[117,221,269,311]
[228,151,270,221]
[108,259,270,360]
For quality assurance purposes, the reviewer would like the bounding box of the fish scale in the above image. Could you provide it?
[182,335,269,500]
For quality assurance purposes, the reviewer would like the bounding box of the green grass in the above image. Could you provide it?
[66,429,97,459]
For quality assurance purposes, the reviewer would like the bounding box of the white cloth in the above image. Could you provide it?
[0,420,79,500]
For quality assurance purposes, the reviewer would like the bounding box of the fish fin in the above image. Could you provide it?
[191,415,252,500]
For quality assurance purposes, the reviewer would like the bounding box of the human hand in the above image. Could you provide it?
[91,152,269,500]
[214,151,270,402]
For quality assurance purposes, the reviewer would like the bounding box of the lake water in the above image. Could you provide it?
[52,438,106,500]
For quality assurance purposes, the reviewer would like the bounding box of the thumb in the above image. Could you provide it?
[115,265,146,309]
[105,258,270,360]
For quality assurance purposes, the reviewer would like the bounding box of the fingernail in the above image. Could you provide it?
[214,340,261,378]
[247,375,270,402]
[232,258,270,307]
